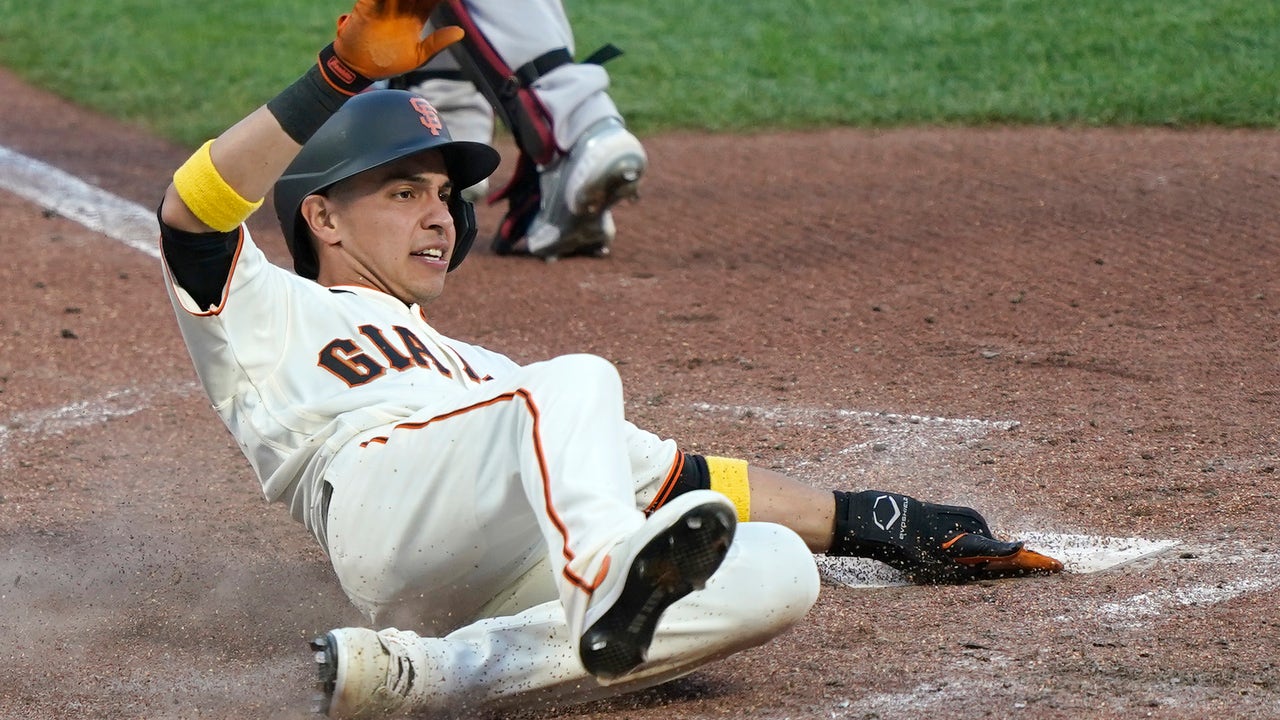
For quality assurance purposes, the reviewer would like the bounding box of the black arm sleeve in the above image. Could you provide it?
[157,207,239,311]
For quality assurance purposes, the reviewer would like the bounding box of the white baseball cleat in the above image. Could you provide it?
[523,117,646,259]
[311,628,414,719]
[579,489,737,681]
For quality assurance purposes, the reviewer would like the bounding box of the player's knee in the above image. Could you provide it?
[700,523,819,647]
[739,523,821,631]
[543,353,622,395]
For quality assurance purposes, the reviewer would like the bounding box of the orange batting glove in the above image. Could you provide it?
[332,0,464,80]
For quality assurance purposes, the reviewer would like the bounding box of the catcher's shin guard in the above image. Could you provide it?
[432,0,624,167]
[433,1,556,166]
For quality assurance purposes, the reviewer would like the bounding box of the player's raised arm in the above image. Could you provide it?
[159,0,463,233]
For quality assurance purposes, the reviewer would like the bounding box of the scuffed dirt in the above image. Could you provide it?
[2,68,1278,719]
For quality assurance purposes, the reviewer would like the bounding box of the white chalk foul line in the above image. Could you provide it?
[691,402,1020,467]
[827,540,1275,718]
[691,404,1183,582]
[0,383,200,472]
[0,145,159,258]
[0,147,189,467]
[690,402,1276,639]
[1095,574,1278,623]
[690,402,1020,432]
[1054,539,1280,629]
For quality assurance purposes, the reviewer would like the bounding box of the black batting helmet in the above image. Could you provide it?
[273,89,501,278]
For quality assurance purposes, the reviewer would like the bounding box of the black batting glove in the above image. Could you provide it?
[830,490,1062,584]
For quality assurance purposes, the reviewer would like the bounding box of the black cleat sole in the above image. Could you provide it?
[579,503,735,680]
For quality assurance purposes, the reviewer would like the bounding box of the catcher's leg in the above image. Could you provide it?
[435,0,646,259]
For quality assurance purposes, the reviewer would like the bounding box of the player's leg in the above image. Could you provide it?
[321,354,634,633]
[321,410,548,634]
[313,522,819,717]
[471,352,736,664]
[436,0,647,258]
[324,354,731,655]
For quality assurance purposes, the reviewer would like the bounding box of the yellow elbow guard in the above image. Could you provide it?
[706,456,750,522]
[173,140,264,232]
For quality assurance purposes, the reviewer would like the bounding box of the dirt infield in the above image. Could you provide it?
[2,66,1278,719]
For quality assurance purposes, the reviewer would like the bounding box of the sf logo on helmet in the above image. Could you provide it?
[410,97,444,136]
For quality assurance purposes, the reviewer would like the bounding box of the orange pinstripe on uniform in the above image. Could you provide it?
[643,451,685,515]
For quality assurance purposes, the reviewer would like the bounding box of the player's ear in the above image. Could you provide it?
[300,194,341,247]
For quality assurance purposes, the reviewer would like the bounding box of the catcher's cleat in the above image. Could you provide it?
[579,490,736,682]
[518,117,646,260]
[311,628,411,719]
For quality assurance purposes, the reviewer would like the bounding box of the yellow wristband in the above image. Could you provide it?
[706,456,750,522]
[173,140,264,232]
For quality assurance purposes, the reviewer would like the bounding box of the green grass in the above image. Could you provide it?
[1,0,1278,145]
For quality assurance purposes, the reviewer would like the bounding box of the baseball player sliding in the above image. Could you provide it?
[156,2,1063,717]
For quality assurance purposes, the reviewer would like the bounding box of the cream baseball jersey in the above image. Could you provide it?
[162,227,677,541]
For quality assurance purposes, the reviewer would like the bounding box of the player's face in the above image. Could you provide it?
[318,151,457,305]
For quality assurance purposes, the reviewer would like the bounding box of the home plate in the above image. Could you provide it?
[816,532,1181,588]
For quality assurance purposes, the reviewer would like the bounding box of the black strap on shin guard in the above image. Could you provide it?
[387,68,468,89]
[433,1,557,164]
[489,151,541,252]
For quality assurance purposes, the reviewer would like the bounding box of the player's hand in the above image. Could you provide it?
[332,0,464,80]
[836,490,1063,584]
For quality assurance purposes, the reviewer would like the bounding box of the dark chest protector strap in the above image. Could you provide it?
[433,1,622,165]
